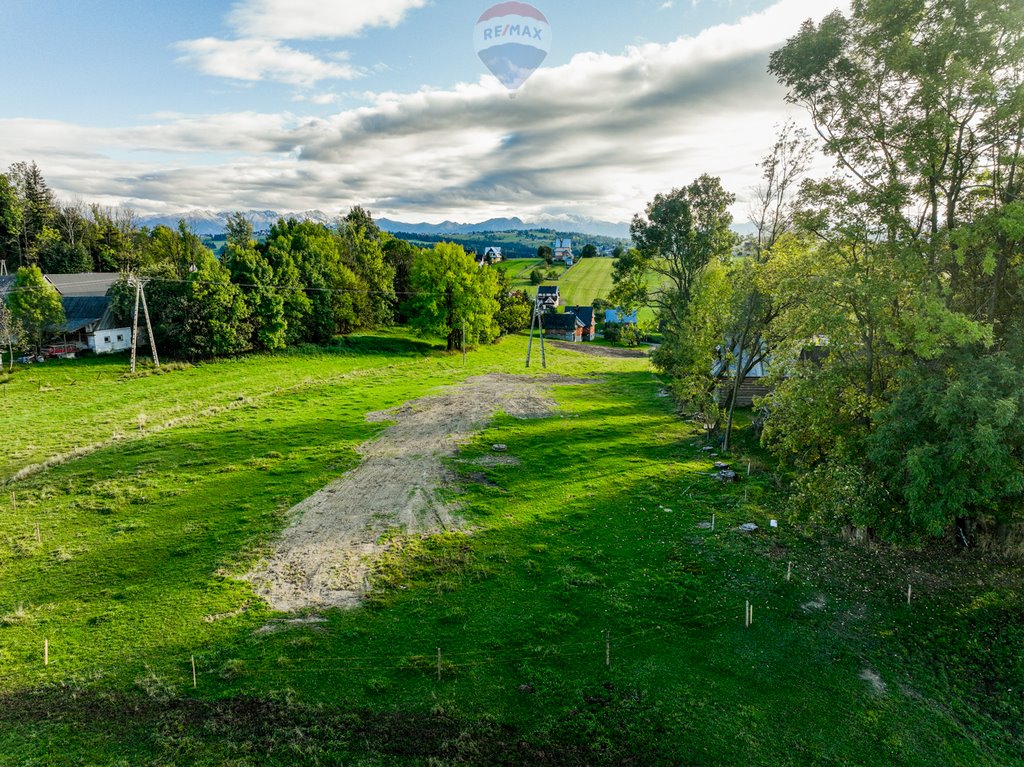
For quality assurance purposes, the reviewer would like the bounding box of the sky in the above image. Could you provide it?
[0,0,847,225]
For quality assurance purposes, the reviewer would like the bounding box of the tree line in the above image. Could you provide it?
[0,189,533,361]
[611,0,1024,544]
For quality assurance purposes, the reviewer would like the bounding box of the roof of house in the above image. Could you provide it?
[483,246,502,255]
[605,308,638,324]
[543,312,584,332]
[565,305,594,326]
[59,295,111,333]
[553,238,572,250]
[47,272,119,298]
[537,285,559,296]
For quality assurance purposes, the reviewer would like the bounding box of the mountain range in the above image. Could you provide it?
[136,210,632,240]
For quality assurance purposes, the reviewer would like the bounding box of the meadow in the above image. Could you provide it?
[0,333,1020,766]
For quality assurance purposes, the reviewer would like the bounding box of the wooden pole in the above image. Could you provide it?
[711,513,715,532]
[44,639,48,666]
[907,584,912,605]
[538,304,546,369]
[191,655,197,688]
[745,601,750,628]
[786,561,792,582]
[526,297,536,368]
[461,318,466,366]
[747,462,751,476]
[140,282,159,368]
[436,647,442,681]
[130,279,141,373]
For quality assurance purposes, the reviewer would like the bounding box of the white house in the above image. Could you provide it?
[553,238,573,266]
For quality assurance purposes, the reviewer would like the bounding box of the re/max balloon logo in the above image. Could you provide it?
[481,24,545,42]
[474,2,551,92]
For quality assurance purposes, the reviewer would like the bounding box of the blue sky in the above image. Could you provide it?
[0,0,843,223]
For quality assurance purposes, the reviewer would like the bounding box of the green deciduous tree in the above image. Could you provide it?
[7,265,64,355]
[762,0,1024,540]
[616,177,735,423]
[409,243,500,351]
[224,214,286,352]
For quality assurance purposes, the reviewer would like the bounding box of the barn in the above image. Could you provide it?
[542,312,584,342]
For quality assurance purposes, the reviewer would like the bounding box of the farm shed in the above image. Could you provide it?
[46,273,134,354]
[543,312,584,342]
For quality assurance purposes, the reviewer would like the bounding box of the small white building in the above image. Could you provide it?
[90,327,134,354]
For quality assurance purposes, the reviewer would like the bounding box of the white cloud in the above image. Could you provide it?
[228,0,428,40]
[175,38,359,87]
[6,0,846,223]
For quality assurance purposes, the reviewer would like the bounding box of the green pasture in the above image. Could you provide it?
[0,334,1019,765]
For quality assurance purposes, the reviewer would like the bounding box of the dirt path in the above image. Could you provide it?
[247,373,590,612]
[546,340,649,358]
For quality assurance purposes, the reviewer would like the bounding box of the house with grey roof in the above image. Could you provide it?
[46,273,134,354]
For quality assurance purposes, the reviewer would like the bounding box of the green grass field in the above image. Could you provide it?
[0,334,1020,765]
[548,259,616,306]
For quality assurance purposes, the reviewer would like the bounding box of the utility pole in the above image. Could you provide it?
[526,293,547,369]
[140,281,159,368]
[130,278,141,373]
[129,276,160,373]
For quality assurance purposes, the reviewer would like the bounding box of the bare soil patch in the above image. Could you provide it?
[546,340,649,358]
[247,373,591,612]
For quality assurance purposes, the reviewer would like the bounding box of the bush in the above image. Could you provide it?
[869,350,1024,537]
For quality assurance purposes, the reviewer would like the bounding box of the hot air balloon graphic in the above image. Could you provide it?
[474,2,551,92]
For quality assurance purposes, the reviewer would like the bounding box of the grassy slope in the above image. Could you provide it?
[550,259,616,307]
[0,335,1020,765]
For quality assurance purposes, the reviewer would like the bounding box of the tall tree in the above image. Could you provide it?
[224,213,286,352]
[409,243,500,351]
[614,177,735,423]
[760,0,1022,539]
[7,162,56,265]
[337,207,395,326]
[721,122,814,449]
[0,174,23,270]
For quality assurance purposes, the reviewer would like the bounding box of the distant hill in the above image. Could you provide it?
[137,210,630,240]
[377,214,630,240]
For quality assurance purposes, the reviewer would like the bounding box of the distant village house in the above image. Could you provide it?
[552,238,574,266]
[536,285,560,309]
